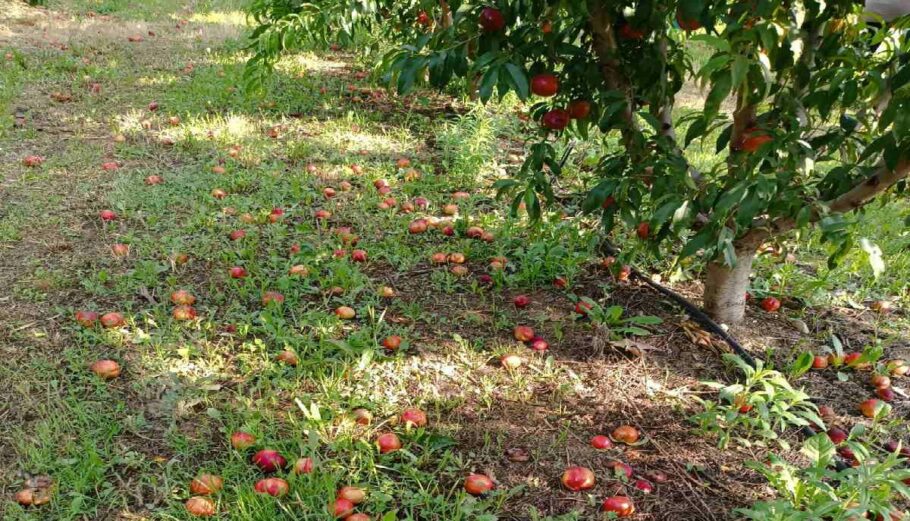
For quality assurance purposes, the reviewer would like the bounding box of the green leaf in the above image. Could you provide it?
[705,70,732,121]
[788,352,814,379]
[478,66,499,103]
[685,118,708,147]
[690,34,731,53]
[503,63,528,100]
[731,55,749,89]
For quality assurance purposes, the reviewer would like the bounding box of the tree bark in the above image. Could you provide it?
[703,248,757,325]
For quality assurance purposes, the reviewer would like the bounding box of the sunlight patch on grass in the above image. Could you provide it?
[186,10,248,27]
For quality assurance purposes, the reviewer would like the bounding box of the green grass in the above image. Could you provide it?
[1,2,908,520]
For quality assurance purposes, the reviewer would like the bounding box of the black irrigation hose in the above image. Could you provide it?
[599,239,759,369]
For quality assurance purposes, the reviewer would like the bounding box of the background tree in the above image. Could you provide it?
[247,0,910,324]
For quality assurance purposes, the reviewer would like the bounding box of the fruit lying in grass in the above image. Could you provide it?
[464,474,494,495]
[531,74,559,97]
[859,398,883,418]
[252,449,287,473]
[337,486,366,504]
[760,297,781,312]
[401,408,427,428]
[382,335,401,351]
[75,310,99,327]
[442,203,458,216]
[376,433,401,454]
[269,208,284,223]
[870,300,892,313]
[542,109,570,130]
[574,301,592,316]
[827,428,848,445]
[185,496,216,517]
[23,155,45,167]
[844,352,869,369]
[111,244,130,259]
[145,175,164,185]
[634,479,654,494]
[289,265,309,277]
[229,229,246,241]
[409,219,428,234]
[591,435,613,450]
[346,514,370,521]
[528,336,549,352]
[351,249,367,262]
[561,466,595,491]
[262,291,285,305]
[101,161,119,171]
[229,266,247,279]
[812,355,828,369]
[91,359,121,379]
[315,209,332,220]
[331,498,354,518]
[378,286,395,298]
[553,277,568,288]
[500,354,524,369]
[871,374,891,389]
[173,305,197,321]
[448,252,466,264]
[336,306,356,319]
[612,425,640,445]
[212,165,226,174]
[171,290,196,306]
[352,408,373,425]
[254,478,289,497]
[607,460,633,480]
[99,209,117,221]
[602,496,635,516]
[478,7,505,32]
[513,325,535,342]
[513,295,530,308]
[100,312,125,328]
[887,359,908,377]
[293,457,314,474]
[190,474,224,495]
[876,387,896,401]
[323,187,336,199]
[339,181,352,191]
[277,350,299,366]
[466,226,484,238]
[450,265,469,276]
[211,188,228,199]
[430,252,447,264]
[230,431,256,450]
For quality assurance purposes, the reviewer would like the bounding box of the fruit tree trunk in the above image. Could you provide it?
[703,247,756,325]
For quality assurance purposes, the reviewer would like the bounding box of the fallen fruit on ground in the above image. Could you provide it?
[190,474,224,495]
[376,433,401,454]
[293,457,314,474]
[336,306,356,319]
[100,312,125,328]
[513,325,535,342]
[337,486,366,504]
[230,431,256,450]
[602,496,635,516]
[185,496,216,517]
[612,425,640,444]
[464,473,494,496]
[591,435,613,450]
[251,449,287,473]
[254,477,289,497]
[401,408,427,428]
[560,466,595,491]
[90,359,121,379]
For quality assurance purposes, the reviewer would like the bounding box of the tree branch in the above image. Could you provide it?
[736,156,910,248]
[587,1,639,143]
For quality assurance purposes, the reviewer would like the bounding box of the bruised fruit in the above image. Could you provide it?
[190,474,224,495]
[293,457,314,474]
[612,425,640,444]
[230,431,256,450]
[464,473,494,495]
[337,486,366,504]
[602,496,635,516]
[514,325,535,342]
[254,478,289,497]
[91,359,121,379]
[185,496,216,517]
[401,408,427,428]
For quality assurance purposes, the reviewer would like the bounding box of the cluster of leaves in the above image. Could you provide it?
[738,432,910,520]
[246,1,910,277]
[691,354,823,449]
